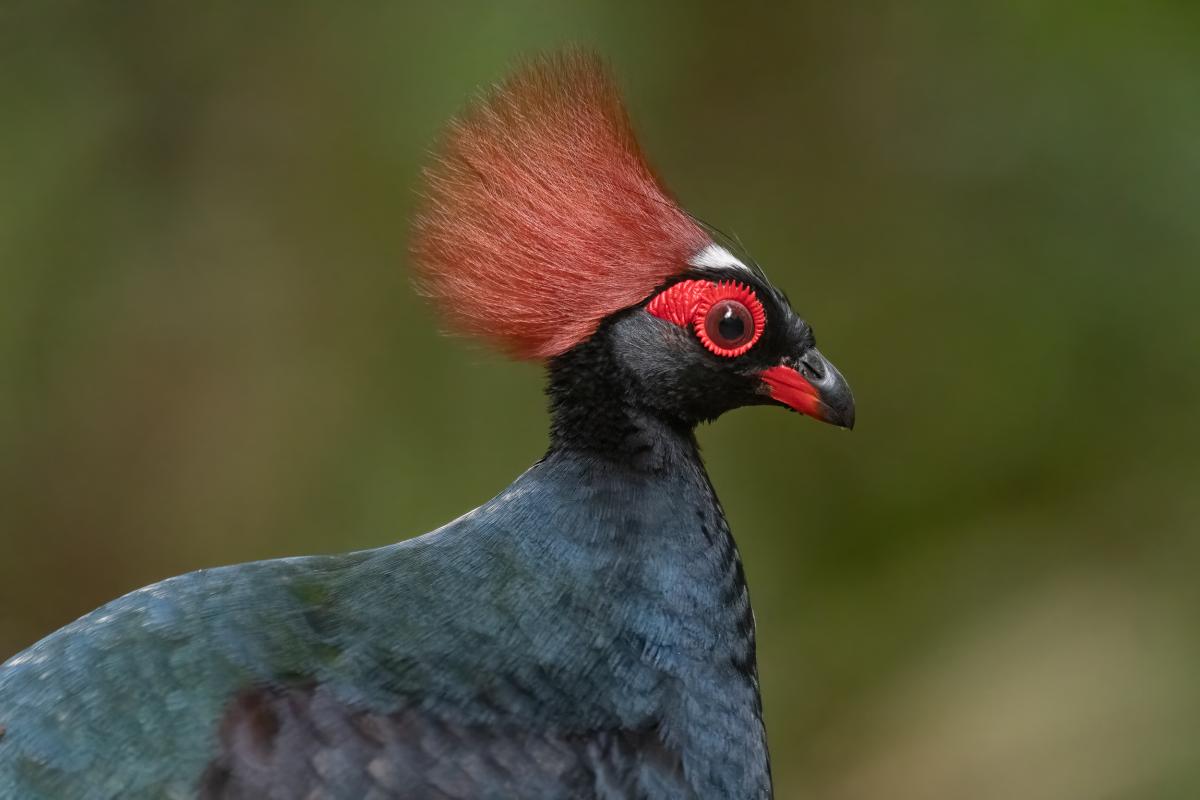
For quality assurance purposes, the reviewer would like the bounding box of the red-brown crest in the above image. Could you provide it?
[411,50,711,360]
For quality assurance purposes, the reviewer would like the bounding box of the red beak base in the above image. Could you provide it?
[760,359,855,429]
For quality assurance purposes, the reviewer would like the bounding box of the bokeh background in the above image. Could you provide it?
[3,2,1199,797]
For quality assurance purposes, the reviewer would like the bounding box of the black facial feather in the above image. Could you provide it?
[546,266,817,458]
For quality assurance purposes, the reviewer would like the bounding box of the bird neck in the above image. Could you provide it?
[545,332,698,472]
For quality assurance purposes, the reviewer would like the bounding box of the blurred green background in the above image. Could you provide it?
[3,2,1199,797]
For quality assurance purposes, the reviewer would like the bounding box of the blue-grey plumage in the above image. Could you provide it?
[0,442,768,799]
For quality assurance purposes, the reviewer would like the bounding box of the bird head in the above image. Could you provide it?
[412,50,854,432]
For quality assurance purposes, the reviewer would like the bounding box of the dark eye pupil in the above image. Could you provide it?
[702,299,757,354]
[718,311,745,341]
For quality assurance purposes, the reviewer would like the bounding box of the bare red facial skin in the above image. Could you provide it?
[759,365,823,418]
[646,280,765,357]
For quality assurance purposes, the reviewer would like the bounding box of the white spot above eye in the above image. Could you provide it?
[689,243,754,274]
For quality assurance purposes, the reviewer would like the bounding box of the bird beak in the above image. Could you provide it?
[760,348,855,429]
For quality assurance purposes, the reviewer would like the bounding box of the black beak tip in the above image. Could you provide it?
[837,403,856,430]
[821,396,855,430]
[805,349,855,431]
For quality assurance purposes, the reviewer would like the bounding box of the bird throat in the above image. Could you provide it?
[545,331,698,472]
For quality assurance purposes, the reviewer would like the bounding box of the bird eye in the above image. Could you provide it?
[705,300,754,350]
[693,282,766,358]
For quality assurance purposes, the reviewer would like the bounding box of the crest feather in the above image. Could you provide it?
[411,50,710,360]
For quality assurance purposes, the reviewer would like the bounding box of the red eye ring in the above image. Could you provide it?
[646,279,767,357]
[692,282,765,357]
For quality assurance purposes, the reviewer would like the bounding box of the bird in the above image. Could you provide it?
[0,50,854,799]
